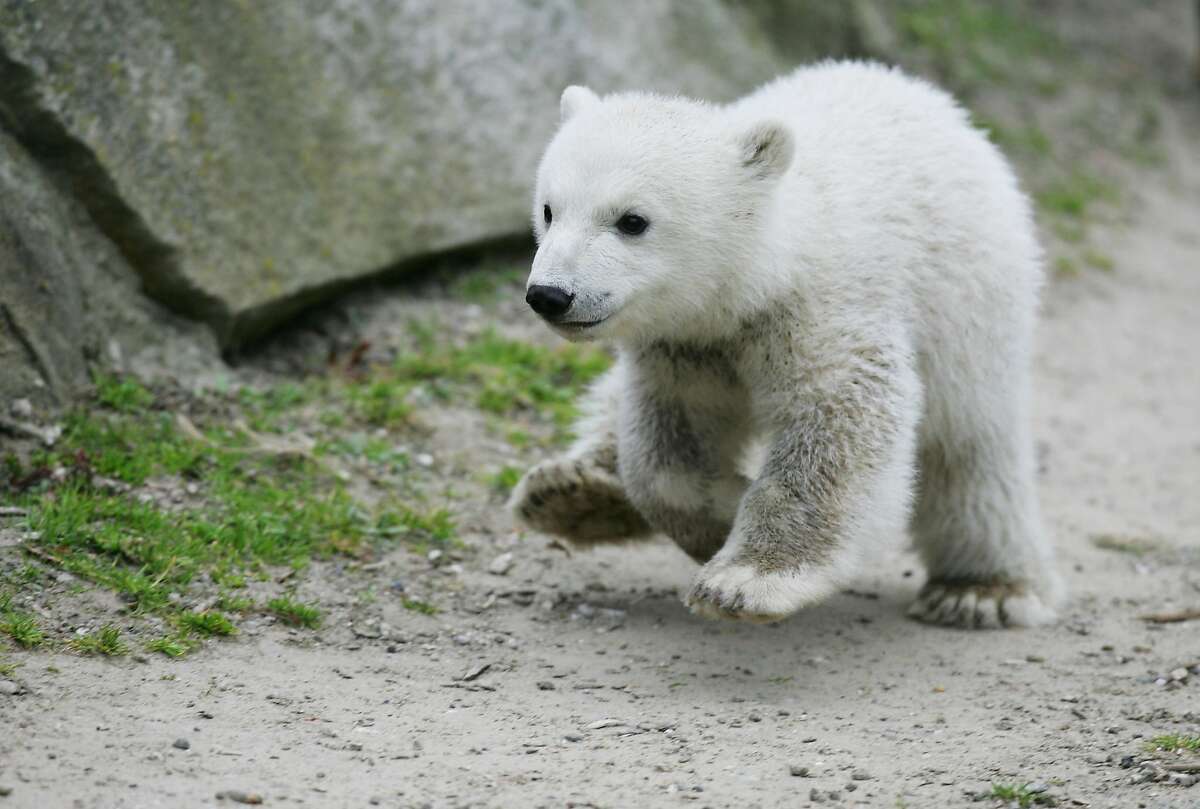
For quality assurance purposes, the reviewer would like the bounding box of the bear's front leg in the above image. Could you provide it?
[687,346,920,622]
[617,346,753,563]
[510,360,652,545]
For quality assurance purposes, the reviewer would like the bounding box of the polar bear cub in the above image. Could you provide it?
[509,61,1062,627]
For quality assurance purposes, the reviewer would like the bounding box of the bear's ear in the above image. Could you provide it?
[736,121,794,180]
[560,85,600,123]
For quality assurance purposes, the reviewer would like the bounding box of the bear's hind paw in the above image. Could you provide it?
[907,579,1057,629]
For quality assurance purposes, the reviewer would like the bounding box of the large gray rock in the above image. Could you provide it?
[0,130,219,407]
[0,0,864,348]
[0,131,88,406]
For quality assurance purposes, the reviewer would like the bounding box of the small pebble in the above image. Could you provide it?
[809,787,826,803]
[563,733,583,742]
[215,791,263,805]
[588,719,623,729]
[537,681,555,691]
[488,552,515,576]
[851,769,870,781]
[415,453,434,468]
[172,738,190,750]
[789,765,810,777]
[0,681,20,696]
[0,785,12,796]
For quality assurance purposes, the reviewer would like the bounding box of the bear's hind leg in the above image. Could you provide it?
[509,360,652,546]
[908,432,1062,628]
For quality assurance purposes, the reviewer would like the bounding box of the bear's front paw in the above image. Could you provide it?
[508,456,651,545]
[685,558,840,623]
[907,579,1058,629]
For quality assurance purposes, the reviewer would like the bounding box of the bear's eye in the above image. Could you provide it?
[616,213,648,236]
[543,204,552,226]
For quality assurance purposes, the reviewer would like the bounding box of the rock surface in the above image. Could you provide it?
[0,0,864,351]
[0,130,220,406]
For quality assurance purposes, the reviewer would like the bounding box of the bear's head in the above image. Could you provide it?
[526,85,794,344]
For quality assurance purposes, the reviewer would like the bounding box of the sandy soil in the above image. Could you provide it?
[2,99,1200,809]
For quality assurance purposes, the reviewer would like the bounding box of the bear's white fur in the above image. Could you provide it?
[510,61,1062,628]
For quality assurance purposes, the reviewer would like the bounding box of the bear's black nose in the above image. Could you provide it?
[526,285,574,319]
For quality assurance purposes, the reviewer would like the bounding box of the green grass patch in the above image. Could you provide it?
[977,117,1053,159]
[237,381,324,433]
[373,506,455,547]
[988,783,1056,807]
[401,598,438,616]
[0,595,44,648]
[177,610,236,637]
[898,0,1062,92]
[1052,255,1078,277]
[234,323,611,444]
[5,373,462,654]
[70,625,129,656]
[391,326,610,437]
[447,265,527,304]
[267,596,322,629]
[216,593,254,613]
[94,372,155,412]
[1082,249,1114,272]
[147,633,201,658]
[1147,734,1200,753]
[488,465,522,496]
[345,379,415,427]
[1035,172,1119,220]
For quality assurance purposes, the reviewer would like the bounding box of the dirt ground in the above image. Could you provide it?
[3,77,1200,809]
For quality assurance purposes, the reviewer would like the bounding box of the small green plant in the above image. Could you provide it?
[1035,172,1119,220]
[178,610,237,637]
[147,634,201,658]
[988,783,1056,807]
[1052,255,1078,277]
[94,372,155,412]
[447,264,527,304]
[0,598,44,649]
[401,598,438,616]
[216,594,254,613]
[488,465,522,495]
[267,596,322,629]
[71,625,129,656]
[0,659,19,677]
[1082,250,1114,272]
[1147,734,1200,752]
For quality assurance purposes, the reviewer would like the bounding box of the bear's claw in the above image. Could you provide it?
[907,579,1057,628]
[685,558,840,624]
